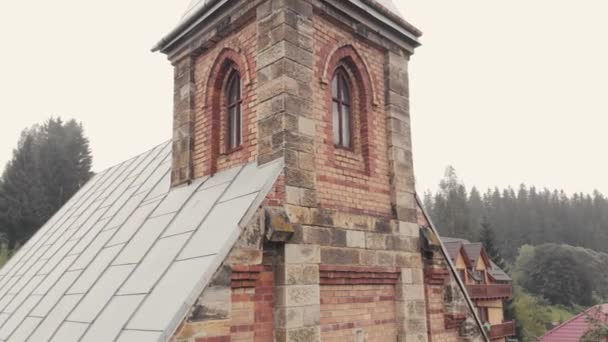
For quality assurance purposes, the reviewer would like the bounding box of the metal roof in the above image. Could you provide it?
[181,0,403,21]
[152,0,420,53]
[0,142,283,342]
[540,304,608,341]
[488,261,511,282]
[374,0,402,17]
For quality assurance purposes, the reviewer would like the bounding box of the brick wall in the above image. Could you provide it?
[320,284,397,341]
[231,266,275,342]
[312,14,392,217]
[173,265,275,342]
[192,19,258,178]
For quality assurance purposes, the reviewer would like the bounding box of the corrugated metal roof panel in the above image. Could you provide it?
[540,304,608,341]
[0,142,284,341]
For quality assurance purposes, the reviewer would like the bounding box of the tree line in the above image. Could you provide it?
[0,118,92,249]
[424,166,608,262]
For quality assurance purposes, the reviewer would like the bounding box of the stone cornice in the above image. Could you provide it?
[154,0,422,56]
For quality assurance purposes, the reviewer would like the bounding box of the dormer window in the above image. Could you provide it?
[331,68,352,149]
[226,70,242,151]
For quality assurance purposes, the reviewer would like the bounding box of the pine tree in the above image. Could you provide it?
[0,118,93,248]
[479,217,508,271]
[432,166,473,240]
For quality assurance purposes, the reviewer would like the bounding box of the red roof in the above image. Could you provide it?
[540,304,608,341]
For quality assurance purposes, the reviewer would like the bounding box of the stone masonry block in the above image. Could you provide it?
[275,285,320,308]
[275,305,320,330]
[301,226,331,246]
[286,186,316,206]
[276,264,319,285]
[396,284,425,301]
[284,244,320,264]
[400,333,428,342]
[276,326,320,342]
[272,0,314,18]
[400,268,414,285]
[195,285,231,321]
[320,247,360,265]
[346,230,366,248]
[365,232,387,250]
[394,221,420,237]
[285,167,315,189]
[395,252,422,269]
[258,41,312,70]
[298,117,315,137]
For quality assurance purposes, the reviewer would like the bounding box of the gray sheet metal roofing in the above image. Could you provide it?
[0,141,284,342]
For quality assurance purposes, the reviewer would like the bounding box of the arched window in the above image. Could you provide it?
[226,70,242,150]
[332,68,352,149]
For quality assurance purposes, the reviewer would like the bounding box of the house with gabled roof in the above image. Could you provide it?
[540,304,608,342]
[443,238,515,341]
[0,1,491,341]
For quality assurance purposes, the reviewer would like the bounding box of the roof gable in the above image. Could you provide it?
[444,241,472,268]
[0,142,283,341]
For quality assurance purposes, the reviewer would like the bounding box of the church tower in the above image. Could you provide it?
[154,0,486,341]
[0,2,487,341]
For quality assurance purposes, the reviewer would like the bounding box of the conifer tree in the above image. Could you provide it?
[479,217,507,271]
[0,118,93,248]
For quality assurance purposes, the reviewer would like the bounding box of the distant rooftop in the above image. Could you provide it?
[441,237,511,282]
[540,304,608,342]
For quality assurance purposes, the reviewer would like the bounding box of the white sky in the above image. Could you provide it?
[0,0,606,195]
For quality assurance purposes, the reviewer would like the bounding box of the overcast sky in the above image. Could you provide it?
[0,0,606,195]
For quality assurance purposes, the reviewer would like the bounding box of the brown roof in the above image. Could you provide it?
[441,237,511,282]
[444,241,463,262]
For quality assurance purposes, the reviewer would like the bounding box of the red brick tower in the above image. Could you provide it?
[153,1,487,341]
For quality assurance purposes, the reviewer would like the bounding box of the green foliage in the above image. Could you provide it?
[512,244,608,306]
[512,287,577,342]
[0,118,93,248]
[520,244,593,306]
[511,245,535,285]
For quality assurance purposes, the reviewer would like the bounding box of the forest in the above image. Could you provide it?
[424,166,608,340]
[424,166,608,262]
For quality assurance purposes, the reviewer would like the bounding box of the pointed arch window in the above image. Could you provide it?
[226,70,242,151]
[332,68,352,149]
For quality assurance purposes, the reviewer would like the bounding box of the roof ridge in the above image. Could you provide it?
[94,140,171,175]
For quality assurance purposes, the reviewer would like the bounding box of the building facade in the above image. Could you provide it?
[442,239,515,341]
[160,0,486,341]
[0,1,492,342]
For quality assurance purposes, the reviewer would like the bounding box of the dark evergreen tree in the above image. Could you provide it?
[432,166,474,240]
[479,217,507,271]
[0,118,93,248]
